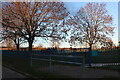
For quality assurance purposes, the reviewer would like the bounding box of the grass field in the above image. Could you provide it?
[2,56,71,78]
[89,65,120,72]
[91,55,120,63]
[2,50,120,78]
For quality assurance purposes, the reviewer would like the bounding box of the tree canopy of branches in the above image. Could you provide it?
[50,38,61,48]
[2,2,69,51]
[0,26,28,50]
[67,3,114,50]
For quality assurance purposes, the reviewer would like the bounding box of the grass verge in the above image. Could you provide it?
[2,56,71,79]
[88,65,120,73]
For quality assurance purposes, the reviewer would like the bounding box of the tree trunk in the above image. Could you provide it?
[28,40,33,51]
[88,44,92,67]
[89,44,92,53]
[28,38,33,67]
[14,39,20,51]
[28,33,34,51]
[16,38,20,51]
[16,44,19,51]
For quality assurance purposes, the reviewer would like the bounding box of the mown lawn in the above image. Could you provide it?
[89,65,120,73]
[91,55,120,63]
[2,55,71,79]
[2,50,120,79]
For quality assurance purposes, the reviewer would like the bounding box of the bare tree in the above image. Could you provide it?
[67,2,114,51]
[4,38,16,50]
[2,2,69,51]
[0,26,27,50]
[37,43,43,48]
[50,38,61,48]
[67,3,115,67]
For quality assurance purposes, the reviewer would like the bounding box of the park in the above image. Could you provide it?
[0,1,120,79]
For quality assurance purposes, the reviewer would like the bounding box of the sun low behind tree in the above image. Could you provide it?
[67,2,115,50]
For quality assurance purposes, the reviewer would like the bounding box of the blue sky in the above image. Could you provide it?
[106,2,118,45]
[63,2,118,47]
[28,2,119,48]
[119,2,120,42]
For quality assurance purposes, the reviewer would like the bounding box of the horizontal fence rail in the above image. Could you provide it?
[2,50,120,68]
[31,54,85,72]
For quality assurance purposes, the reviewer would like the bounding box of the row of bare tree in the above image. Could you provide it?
[0,2,114,51]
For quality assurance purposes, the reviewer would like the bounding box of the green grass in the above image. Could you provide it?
[2,56,71,78]
[32,53,120,64]
[89,65,120,72]
[91,55,120,63]
[2,50,120,79]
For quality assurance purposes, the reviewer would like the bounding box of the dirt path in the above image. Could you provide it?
[38,65,120,78]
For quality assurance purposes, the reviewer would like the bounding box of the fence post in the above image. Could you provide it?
[30,54,32,67]
[82,55,85,67]
[88,47,92,67]
[82,55,85,78]
[49,55,52,72]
